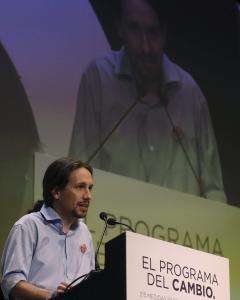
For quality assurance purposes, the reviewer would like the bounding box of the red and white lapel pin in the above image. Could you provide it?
[80,243,87,254]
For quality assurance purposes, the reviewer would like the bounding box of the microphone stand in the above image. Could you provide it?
[94,217,108,270]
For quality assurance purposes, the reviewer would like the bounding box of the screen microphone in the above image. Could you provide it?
[159,87,205,197]
[107,218,135,232]
[86,95,143,164]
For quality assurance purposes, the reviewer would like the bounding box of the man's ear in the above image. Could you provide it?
[51,188,60,200]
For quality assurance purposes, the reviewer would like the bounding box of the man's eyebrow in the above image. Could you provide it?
[75,182,94,187]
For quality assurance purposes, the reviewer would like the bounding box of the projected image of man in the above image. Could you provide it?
[70,0,226,202]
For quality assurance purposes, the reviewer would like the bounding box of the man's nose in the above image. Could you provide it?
[83,188,92,200]
[141,32,151,54]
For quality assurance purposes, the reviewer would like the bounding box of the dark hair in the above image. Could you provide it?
[27,199,44,213]
[42,157,93,207]
[112,0,169,27]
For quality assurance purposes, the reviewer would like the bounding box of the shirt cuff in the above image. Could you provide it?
[1,274,26,299]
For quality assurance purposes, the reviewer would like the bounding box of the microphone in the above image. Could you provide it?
[95,211,109,270]
[86,95,142,164]
[99,211,108,221]
[107,217,135,232]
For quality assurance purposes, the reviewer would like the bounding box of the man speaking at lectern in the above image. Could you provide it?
[1,158,95,300]
[70,0,226,202]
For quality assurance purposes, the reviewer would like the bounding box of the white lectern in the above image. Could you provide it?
[57,231,230,300]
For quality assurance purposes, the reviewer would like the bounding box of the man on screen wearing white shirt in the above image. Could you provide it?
[70,0,226,202]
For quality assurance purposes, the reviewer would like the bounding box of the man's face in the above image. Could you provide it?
[53,167,93,221]
[119,0,166,81]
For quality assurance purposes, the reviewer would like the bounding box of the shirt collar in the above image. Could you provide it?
[114,46,181,86]
[40,203,80,231]
[114,46,133,78]
[162,55,181,85]
[40,204,61,222]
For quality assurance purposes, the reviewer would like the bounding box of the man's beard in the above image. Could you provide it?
[133,55,163,83]
[133,62,163,97]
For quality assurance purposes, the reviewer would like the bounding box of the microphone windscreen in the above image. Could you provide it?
[99,212,108,221]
